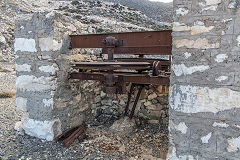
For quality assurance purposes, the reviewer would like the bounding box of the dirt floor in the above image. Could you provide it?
[0,62,169,160]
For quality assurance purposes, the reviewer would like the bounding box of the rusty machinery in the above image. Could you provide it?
[69,30,172,119]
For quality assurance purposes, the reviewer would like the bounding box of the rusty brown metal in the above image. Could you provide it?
[69,30,172,117]
[72,62,151,70]
[124,83,135,116]
[70,72,170,86]
[62,125,86,147]
[129,84,144,119]
[70,30,172,48]
[57,125,87,147]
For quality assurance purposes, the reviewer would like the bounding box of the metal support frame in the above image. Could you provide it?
[69,30,172,115]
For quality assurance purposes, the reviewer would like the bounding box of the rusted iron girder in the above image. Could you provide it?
[70,30,172,55]
[70,72,170,86]
[57,125,87,148]
[72,62,151,70]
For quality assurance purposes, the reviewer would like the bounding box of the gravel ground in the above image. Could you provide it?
[0,62,168,159]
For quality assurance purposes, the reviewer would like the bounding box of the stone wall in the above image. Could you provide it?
[15,11,169,141]
[14,12,91,141]
[168,0,240,159]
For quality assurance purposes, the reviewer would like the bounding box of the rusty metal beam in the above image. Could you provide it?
[121,74,169,85]
[70,72,170,85]
[72,62,151,70]
[70,72,105,81]
[70,30,172,48]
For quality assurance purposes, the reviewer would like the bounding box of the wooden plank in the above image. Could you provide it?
[114,58,170,65]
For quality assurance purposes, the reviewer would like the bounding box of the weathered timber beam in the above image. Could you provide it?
[114,58,170,65]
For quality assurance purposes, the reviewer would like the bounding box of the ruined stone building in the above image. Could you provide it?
[14,0,240,159]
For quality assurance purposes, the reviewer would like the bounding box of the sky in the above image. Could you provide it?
[148,0,173,3]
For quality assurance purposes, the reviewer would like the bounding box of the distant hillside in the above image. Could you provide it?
[104,0,173,22]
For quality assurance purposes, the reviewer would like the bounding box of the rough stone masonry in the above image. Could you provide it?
[14,11,169,141]
[168,0,240,159]
[14,12,89,141]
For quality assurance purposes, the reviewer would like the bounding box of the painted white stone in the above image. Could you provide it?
[16,64,31,72]
[16,75,56,92]
[199,0,221,11]
[215,76,228,82]
[227,136,240,152]
[167,146,194,160]
[173,22,214,35]
[14,38,37,52]
[234,125,240,129]
[191,25,214,35]
[0,35,6,44]
[205,0,221,6]
[184,52,192,59]
[21,115,61,141]
[213,122,229,128]
[237,35,240,47]
[175,122,188,134]
[14,121,24,135]
[16,97,27,111]
[170,85,240,114]
[174,38,220,49]
[176,8,189,16]
[39,37,62,51]
[202,5,218,11]
[46,12,54,18]
[43,98,53,109]
[215,54,228,63]
[173,22,190,32]
[228,0,237,9]
[39,64,59,75]
[222,18,233,23]
[172,64,210,76]
[201,132,212,143]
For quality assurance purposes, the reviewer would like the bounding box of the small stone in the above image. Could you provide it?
[148,93,157,100]
[110,117,135,132]
[119,99,125,105]
[68,24,77,32]
[146,104,166,110]
[144,101,152,106]
[0,34,6,45]
[100,91,106,98]
[148,120,159,124]
[14,121,24,135]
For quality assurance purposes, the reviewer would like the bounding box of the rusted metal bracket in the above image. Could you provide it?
[57,124,87,147]
[124,84,144,119]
